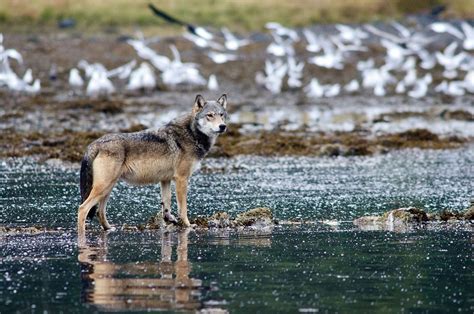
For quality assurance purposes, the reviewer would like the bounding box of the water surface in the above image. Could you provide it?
[1,148,473,312]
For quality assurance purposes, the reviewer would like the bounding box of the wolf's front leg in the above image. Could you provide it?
[175,177,191,227]
[160,180,178,224]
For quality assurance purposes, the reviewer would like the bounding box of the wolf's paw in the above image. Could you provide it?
[178,218,194,229]
[163,211,179,225]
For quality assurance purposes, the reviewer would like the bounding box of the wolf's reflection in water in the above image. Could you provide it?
[78,229,204,311]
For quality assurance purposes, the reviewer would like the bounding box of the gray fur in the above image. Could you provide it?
[77,94,228,232]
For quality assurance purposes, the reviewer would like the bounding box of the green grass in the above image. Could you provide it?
[0,0,473,32]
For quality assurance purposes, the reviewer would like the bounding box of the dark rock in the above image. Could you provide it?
[464,200,474,220]
[208,211,231,228]
[233,207,273,227]
[439,210,464,221]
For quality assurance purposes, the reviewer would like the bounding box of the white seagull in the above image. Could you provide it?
[435,42,466,79]
[68,68,84,89]
[127,62,156,91]
[221,27,251,50]
[207,74,219,91]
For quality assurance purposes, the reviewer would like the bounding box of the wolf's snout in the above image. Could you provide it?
[219,124,227,132]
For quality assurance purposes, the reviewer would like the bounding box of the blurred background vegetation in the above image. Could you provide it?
[0,0,473,32]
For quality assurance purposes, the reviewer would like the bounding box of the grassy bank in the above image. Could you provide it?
[0,0,473,32]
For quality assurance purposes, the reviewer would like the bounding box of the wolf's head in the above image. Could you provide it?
[193,94,228,136]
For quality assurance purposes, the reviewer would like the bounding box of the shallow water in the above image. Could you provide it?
[1,148,473,312]
[1,147,473,227]
[2,228,473,313]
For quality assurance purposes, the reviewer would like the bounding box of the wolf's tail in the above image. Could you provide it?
[80,148,98,220]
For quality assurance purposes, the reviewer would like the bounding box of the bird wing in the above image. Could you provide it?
[148,4,186,26]
[461,22,474,38]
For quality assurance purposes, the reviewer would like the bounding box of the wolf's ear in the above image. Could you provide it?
[217,94,227,109]
[193,94,205,112]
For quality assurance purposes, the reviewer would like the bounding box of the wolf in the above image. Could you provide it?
[78,94,228,233]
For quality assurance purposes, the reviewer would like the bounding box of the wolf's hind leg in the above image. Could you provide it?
[160,180,177,224]
[78,155,123,233]
[78,188,105,233]
[97,191,113,231]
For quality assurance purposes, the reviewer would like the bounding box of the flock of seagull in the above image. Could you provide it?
[255,20,474,98]
[1,12,474,99]
[0,34,41,94]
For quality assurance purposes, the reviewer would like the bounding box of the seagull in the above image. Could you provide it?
[107,59,137,79]
[148,4,213,40]
[416,49,436,70]
[324,83,341,97]
[395,80,406,94]
[266,32,295,57]
[380,39,411,69]
[402,68,417,86]
[429,22,464,39]
[183,32,224,50]
[344,79,360,93]
[408,73,432,98]
[308,38,344,69]
[435,42,466,79]
[335,24,368,46]
[0,73,40,94]
[86,70,115,97]
[255,59,288,94]
[366,22,432,51]
[22,68,33,84]
[460,22,474,50]
[362,67,394,89]
[127,39,170,71]
[162,62,206,86]
[221,27,251,50]
[443,81,465,96]
[68,68,84,89]
[357,58,375,71]
[431,21,474,51]
[434,80,449,94]
[0,34,40,94]
[302,28,322,53]
[434,80,467,96]
[374,82,387,96]
[265,22,299,41]
[161,46,206,87]
[304,78,324,98]
[207,51,238,64]
[0,46,23,65]
[24,79,40,94]
[207,74,218,90]
[127,62,156,91]
[286,56,304,89]
[464,70,474,93]
[332,36,368,53]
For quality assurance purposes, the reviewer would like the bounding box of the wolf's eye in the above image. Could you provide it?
[206,113,214,118]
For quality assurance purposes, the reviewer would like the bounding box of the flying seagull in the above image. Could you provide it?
[148,3,213,40]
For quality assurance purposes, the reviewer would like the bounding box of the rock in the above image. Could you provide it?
[439,210,464,221]
[233,207,273,227]
[382,207,428,231]
[354,205,474,232]
[145,215,164,229]
[208,211,231,228]
[354,207,429,232]
[464,200,474,220]
[353,216,384,231]
[318,144,344,157]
